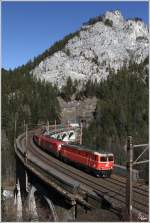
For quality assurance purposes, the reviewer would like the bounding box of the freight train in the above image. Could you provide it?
[33,134,114,177]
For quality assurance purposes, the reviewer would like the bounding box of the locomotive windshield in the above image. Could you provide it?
[108,156,114,161]
[100,156,107,162]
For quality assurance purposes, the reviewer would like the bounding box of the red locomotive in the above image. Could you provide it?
[33,135,64,158]
[33,134,114,177]
[60,144,114,177]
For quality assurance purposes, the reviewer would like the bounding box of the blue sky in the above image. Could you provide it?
[2,1,149,70]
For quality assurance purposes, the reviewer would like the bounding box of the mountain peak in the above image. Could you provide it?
[32,10,148,88]
[104,10,124,26]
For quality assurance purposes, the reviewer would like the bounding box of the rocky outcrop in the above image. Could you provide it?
[32,10,148,88]
[58,97,97,125]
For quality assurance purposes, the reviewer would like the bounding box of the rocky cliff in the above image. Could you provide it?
[32,10,148,88]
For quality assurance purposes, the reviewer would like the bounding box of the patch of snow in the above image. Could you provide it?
[3,190,14,200]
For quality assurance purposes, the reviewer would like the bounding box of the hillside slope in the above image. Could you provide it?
[32,10,148,87]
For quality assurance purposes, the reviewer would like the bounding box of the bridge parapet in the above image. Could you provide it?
[15,128,93,210]
[14,124,149,221]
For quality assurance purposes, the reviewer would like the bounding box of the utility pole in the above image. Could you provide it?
[68,120,70,130]
[23,120,26,132]
[25,124,28,163]
[47,120,49,134]
[80,121,83,145]
[14,119,17,143]
[125,136,149,221]
[126,136,133,221]
[55,120,57,131]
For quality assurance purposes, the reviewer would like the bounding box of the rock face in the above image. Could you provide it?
[32,10,148,88]
[58,97,97,125]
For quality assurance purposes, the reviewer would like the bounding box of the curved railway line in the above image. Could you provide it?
[16,129,149,216]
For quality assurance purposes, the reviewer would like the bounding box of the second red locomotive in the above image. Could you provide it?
[33,134,114,177]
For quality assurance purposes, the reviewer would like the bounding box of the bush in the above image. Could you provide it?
[83,15,103,26]
[136,36,148,42]
[133,17,143,22]
[104,19,113,27]
[65,48,71,57]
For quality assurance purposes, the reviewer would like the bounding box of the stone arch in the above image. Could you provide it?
[26,185,58,221]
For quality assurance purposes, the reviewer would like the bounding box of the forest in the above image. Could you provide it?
[2,51,148,186]
[2,68,61,186]
[2,68,60,141]
[60,58,149,165]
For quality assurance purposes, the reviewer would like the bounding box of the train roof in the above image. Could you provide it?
[37,134,113,156]
[39,134,65,143]
[62,143,113,156]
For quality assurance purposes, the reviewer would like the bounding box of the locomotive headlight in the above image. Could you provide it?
[58,144,62,149]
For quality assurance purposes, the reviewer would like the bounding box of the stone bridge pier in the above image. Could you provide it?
[15,157,77,221]
[25,183,76,221]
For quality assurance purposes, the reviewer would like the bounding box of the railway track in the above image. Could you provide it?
[17,130,149,215]
[104,175,148,197]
